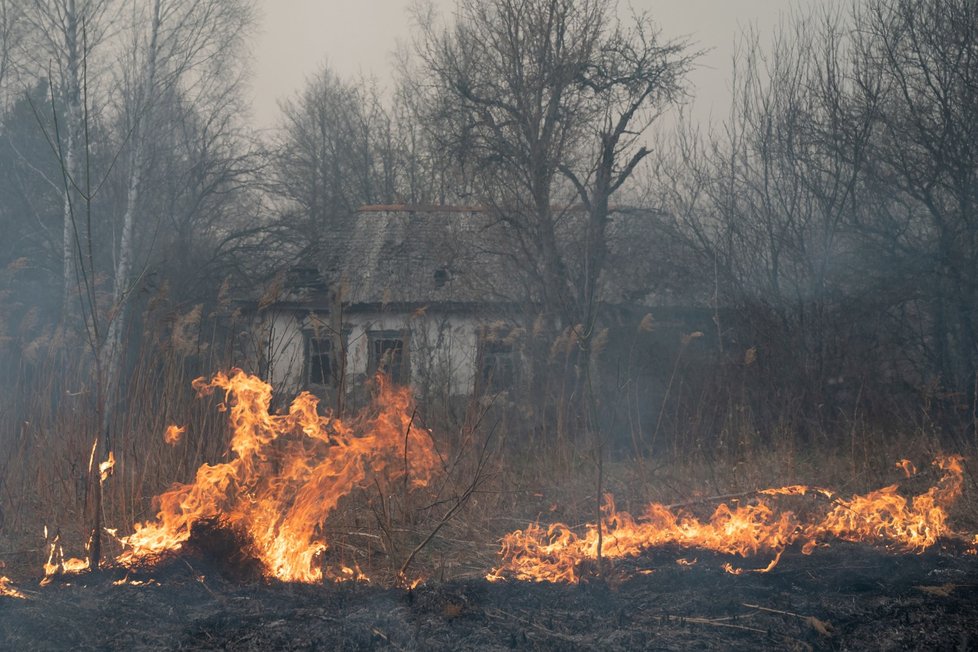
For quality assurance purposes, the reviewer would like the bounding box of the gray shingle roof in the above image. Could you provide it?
[335,206,518,306]
[268,204,699,312]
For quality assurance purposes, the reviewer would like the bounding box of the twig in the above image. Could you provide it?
[743,603,835,637]
[663,614,768,634]
[665,490,762,509]
[402,408,417,496]
[743,603,806,619]
[485,607,582,644]
[397,421,497,581]
[664,614,814,649]
[370,628,404,651]
[180,558,222,603]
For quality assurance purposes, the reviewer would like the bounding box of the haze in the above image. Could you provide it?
[251,0,804,130]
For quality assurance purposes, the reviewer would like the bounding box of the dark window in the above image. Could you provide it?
[306,336,335,386]
[368,331,410,384]
[433,267,450,289]
[288,266,327,291]
[479,338,516,392]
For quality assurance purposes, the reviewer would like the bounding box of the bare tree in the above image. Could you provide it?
[412,0,604,320]
[854,0,978,401]
[413,1,692,323]
[411,0,693,569]
[559,11,693,355]
[642,1,978,443]
[100,0,255,444]
[12,0,256,569]
[23,0,114,316]
[0,0,27,109]
[271,67,402,265]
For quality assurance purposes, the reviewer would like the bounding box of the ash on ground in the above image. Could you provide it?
[2,543,977,651]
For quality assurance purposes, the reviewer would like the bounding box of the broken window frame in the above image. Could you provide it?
[367,329,411,385]
[477,329,518,393]
[305,331,339,388]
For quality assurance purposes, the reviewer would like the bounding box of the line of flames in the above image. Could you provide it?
[487,455,967,583]
[20,369,975,592]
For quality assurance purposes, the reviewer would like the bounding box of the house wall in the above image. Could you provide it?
[247,311,308,396]
[252,308,483,397]
[344,311,480,396]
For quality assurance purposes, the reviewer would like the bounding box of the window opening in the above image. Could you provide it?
[369,331,409,384]
[306,335,335,386]
[480,337,516,392]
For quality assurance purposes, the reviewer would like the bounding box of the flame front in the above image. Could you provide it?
[489,456,966,583]
[118,370,438,583]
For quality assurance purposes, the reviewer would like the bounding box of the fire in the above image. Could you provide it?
[117,369,438,583]
[100,451,115,482]
[163,425,186,445]
[489,456,967,583]
[0,575,26,599]
[811,455,964,553]
[41,530,90,585]
[896,459,917,478]
[40,447,116,585]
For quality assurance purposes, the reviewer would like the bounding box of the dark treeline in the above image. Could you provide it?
[0,0,976,490]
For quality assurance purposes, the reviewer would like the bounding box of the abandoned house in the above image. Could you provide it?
[241,204,711,406]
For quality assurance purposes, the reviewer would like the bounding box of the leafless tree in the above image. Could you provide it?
[853,0,978,401]
[99,0,255,444]
[0,0,27,109]
[412,0,603,320]
[271,68,401,263]
[412,1,692,327]
[643,0,978,442]
[411,0,693,568]
[22,0,114,316]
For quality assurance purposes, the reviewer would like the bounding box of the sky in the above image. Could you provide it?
[250,0,806,131]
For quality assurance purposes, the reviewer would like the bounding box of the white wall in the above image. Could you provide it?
[251,309,485,397]
[245,311,306,395]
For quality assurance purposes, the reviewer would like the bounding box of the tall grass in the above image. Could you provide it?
[0,300,242,574]
[0,301,975,583]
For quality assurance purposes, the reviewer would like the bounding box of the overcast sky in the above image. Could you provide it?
[250,0,806,131]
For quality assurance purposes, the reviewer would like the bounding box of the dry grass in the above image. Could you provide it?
[0,307,240,577]
[1,317,976,587]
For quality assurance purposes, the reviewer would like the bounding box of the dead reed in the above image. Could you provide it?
[0,308,975,586]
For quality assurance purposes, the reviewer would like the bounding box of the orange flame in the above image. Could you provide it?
[99,451,115,484]
[811,455,964,553]
[0,575,26,599]
[41,530,90,584]
[896,459,916,478]
[489,456,966,583]
[163,425,186,445]
[41,447,112,585]
[117,370,438,583]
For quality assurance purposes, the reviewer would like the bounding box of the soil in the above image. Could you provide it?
[2,542,977,651]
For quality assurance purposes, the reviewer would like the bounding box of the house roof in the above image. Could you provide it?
[309,206,521,309]
[339,207,511,304]
[260,204,701,313]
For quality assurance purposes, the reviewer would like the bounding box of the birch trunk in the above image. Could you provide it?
[60,0,82,319]
[99,0,161,441]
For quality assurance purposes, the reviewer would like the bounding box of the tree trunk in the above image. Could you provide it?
[99,0,161,442]
[60,0,82,319]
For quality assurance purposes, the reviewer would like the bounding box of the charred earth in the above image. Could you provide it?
[2,541,977,651]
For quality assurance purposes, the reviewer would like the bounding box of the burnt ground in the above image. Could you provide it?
[1,543,977,651]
